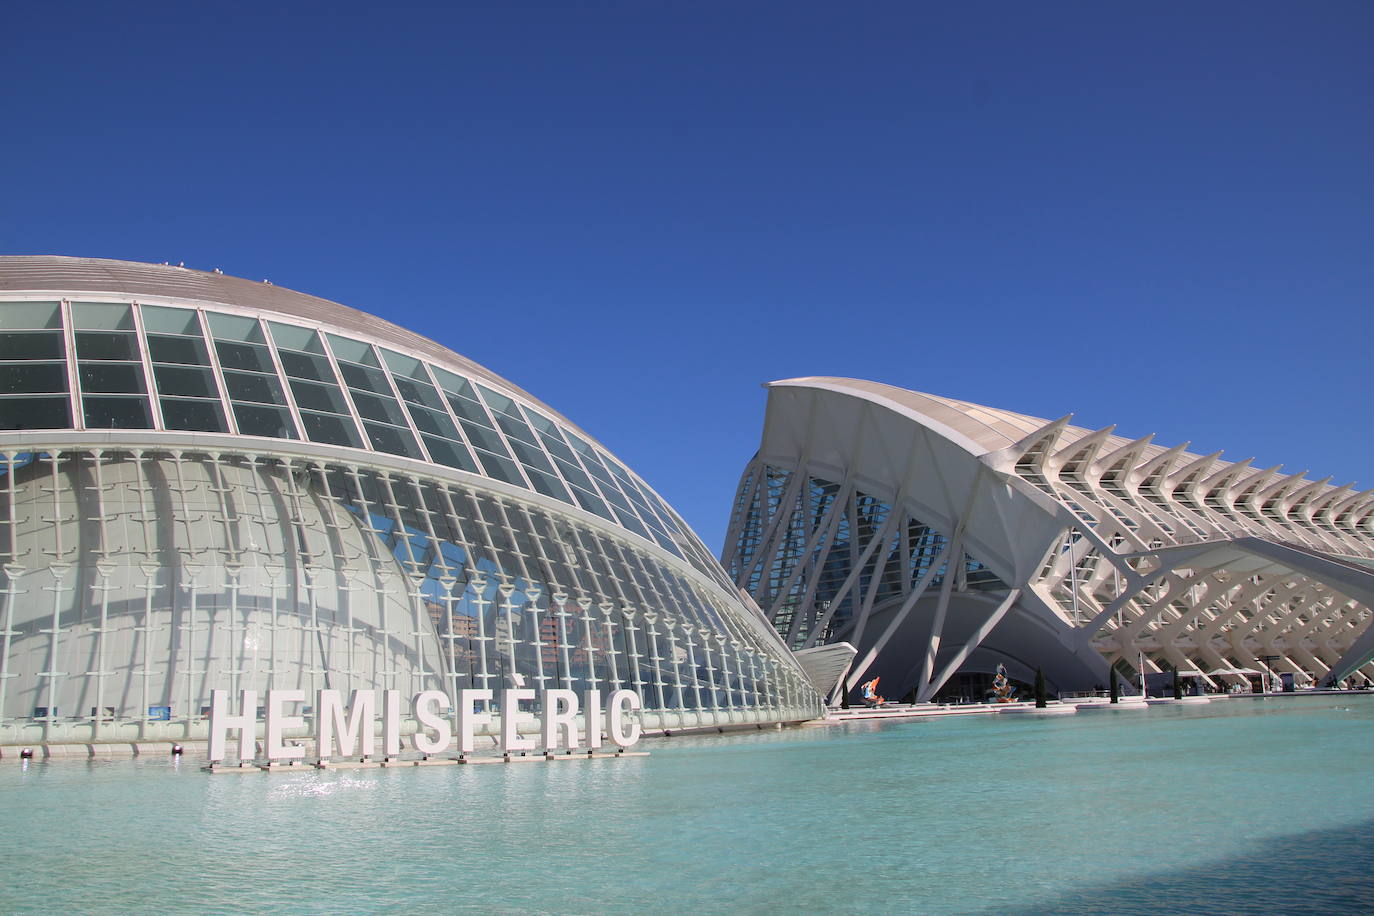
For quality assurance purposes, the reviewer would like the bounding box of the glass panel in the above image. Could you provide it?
[564,430,597,459]
[474,450,527,487]
[494,411,537,446]
[526,468,572,503]
[0,302,61,330]
[349,391,407,426]
[0,331,64,360]
[392,375,444,411]
[380,348,424,379]
[0,363,67,393]
[267,322,324,353]
[74,332,138,361]
[421,435,479,473]
[447,393,493,426]
[459,420,509,456]
[363,422,422,459]
[612,505,651,540]
[570,485,613,521]
[428,365,470,394]
[535,428,576,465]
[278,350,334,382]
[223,371,284,404]
[407,404,459,438]
[140,305,200,335]
[553,455,594,491]
[215,341,274,373]
[232,403,297,439]
[325,334,379,366]
[152,365,217,398]
[83,396,152,429]
[79,363,146,394]
[301,411,363,448]
[339,362,390,393]
[72,302,133,331]
[0,395,69,429]
[207,313,264,343]
[160,398,227,432]
[476,384,516,417]
[290,380,350,414]
[146,334,209,366]
[509,438,555,474]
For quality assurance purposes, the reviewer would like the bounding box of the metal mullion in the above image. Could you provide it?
[59,300,82,430]
[207,453,251,699]
[129,303,166,430]
[535,506,594,604]
[434,483,492,695]
[314,332,371,450]
[240,455,285,692]
[342,465,402,691]
[279,458,330,701]
[418,361,485,460]
[363,343,442,466]
[195,309,241,435]
[253,322,306,441]
[564,519,627,609]
[375,472,437,693]
[403,475,463,706]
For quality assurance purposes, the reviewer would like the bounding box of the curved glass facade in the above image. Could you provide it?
[0,259,820,747]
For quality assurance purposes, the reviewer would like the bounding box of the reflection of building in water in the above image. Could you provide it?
[0,257,821,749]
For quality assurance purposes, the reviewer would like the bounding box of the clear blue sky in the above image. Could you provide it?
[4,1,1371,551]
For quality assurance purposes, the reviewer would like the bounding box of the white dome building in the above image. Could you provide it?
[0,257,820,751]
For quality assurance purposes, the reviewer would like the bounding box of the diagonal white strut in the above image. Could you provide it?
[917,587,1022,702]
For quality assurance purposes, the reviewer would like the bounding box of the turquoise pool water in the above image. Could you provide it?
[3,695,1372,915]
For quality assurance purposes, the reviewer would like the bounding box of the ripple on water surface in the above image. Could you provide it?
[2,695,1372,915]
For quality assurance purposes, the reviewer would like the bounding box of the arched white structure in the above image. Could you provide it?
[0,257,820,750]
[724,378,1374,703]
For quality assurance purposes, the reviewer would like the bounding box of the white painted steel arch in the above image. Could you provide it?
[724,378,1374,704]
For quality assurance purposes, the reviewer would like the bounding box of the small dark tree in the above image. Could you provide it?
[1172,669,1182,700]
[1110,668,1119,704]
[1034,667,1047,708]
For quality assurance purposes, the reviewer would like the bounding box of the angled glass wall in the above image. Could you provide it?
[0,258,821,747]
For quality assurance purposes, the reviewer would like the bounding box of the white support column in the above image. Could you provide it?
[915,531,963,695]
[842,540,951,696]
[918,588,1022,702]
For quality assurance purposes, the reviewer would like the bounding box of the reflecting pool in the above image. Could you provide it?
[3,695,1373,915]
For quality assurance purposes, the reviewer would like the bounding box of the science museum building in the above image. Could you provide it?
[726,378,1374,704]
[0,256,821,752]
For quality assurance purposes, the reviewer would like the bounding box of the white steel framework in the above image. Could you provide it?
[725,378,1374,703]
[0,257,820,749]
